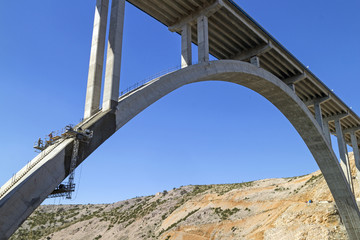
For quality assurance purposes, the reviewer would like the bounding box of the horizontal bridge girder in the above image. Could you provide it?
[304,95,330,107]
[168,0,224,32]
[343,126,360,134]
[232,42,273,61]
[283,72,306,85]
[324,112,349,122]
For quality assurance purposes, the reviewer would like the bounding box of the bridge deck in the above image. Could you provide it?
[127,0,360,146]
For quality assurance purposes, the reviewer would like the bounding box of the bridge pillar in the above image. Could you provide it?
[250,56,260,67]
[334,118,353,188]
[322,119,331,145]
[102,0,125,111]
[350,131,360,192]
[314,102,323,129]
[197,15,209,63]
[283,73,306,92]
[308,96,329,132]
[84,0,109,119]
[181,23,192,68]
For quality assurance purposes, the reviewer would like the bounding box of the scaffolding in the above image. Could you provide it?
[36,125,93,199]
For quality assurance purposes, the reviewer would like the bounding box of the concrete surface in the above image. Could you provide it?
[102,0,125,111]
[181,23,192,68]
[197,15,209,63]
[84,0,109,119]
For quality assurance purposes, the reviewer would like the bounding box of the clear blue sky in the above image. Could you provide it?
[0,0,359,205]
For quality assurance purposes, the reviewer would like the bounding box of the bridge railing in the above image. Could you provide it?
[0,138,69,199]
[119,65,182,97]
[0,63,200,200]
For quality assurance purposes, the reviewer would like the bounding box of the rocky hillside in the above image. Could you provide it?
[11,154,360,240]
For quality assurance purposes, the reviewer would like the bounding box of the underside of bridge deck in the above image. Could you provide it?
[127,0,360,148]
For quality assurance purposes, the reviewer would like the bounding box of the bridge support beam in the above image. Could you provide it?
[102,0,125,111]
[334,118,353,190]
[322,120,332,145]
[84,0,109,119]
[250,56,260,68]
[314,102,323,129]
[197,15,209,63]
[181,23,192,68]
[350,131,360,193]
[305,96,330,133]
[283,73,306,91]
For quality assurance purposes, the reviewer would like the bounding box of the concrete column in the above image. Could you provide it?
[197,15,209,63]
[181,23,192,68]
[322,120,331,145]
[334,118,352,185]
[350,131,360,192]
[345,144,355,193]
[288,84,295,91]
[102,0,125,111]
[314,102,323,129]
[250,56,260,67]
[84,0,109,119]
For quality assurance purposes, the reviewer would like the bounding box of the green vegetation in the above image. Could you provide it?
[10,181,256,239]
[158,208,200,237]
[274,186,289,191]
[213,207,240,220]
[10,205,87,240]
[305,174,323,185]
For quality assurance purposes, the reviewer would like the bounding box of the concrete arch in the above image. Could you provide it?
[109,60,360,238]
[1,60,360,239]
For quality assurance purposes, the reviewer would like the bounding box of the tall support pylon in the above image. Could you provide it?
[102,0,125,111]
[84,0,109,119]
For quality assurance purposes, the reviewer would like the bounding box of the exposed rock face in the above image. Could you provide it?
[11,154,360,240]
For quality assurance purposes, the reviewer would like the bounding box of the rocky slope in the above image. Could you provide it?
[11,154,360,240]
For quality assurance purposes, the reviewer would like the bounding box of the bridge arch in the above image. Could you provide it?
[1,60,360,239]
[106,59,360,237]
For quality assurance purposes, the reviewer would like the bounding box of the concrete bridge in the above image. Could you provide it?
[1,0,360,239]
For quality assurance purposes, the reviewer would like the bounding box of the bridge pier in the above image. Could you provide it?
[350,131,360,191]
[84,0,109,119]
[314,101,323,129]
[197,15,209,63]
[333,116,354,190]
[102,0,125,111]
[305,96,330,136]
[322,119,332,145]
[284,73,306,92]
[181,23,192,68]
[344,128,360,194]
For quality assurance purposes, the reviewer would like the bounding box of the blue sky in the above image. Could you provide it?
[0,0,359,204]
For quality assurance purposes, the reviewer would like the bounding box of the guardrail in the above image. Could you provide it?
[0,64,191,200]
[119,65,181,97]
[0,138,68,199]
